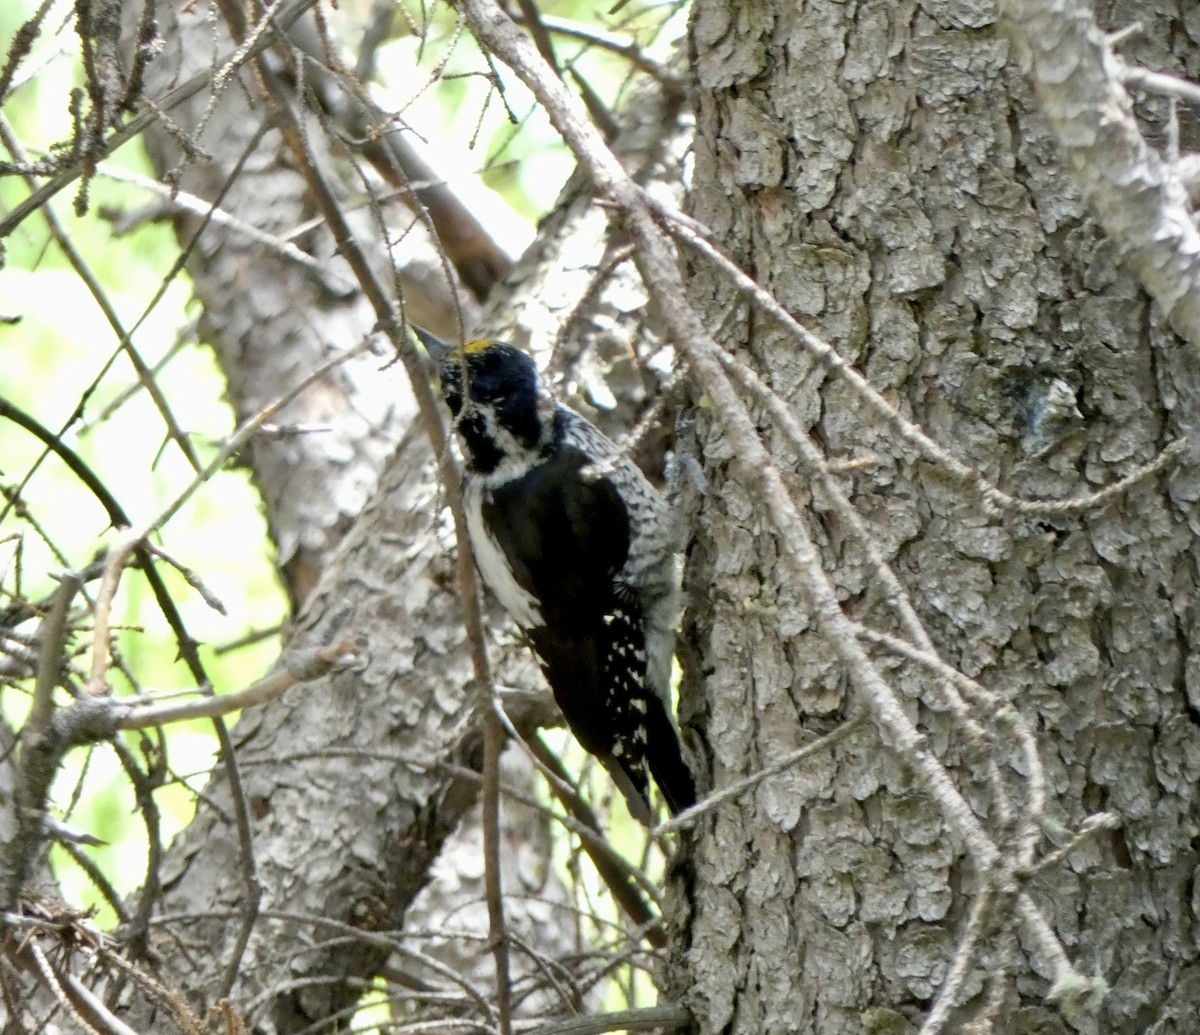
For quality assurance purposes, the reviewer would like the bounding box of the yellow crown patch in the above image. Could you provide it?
[463,339,493,355]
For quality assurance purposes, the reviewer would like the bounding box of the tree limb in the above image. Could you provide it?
[997,0,1200,349]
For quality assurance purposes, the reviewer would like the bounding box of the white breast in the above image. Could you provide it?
[463,479,543,629]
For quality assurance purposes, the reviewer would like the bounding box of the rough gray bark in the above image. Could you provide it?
[683,0,1200,1032]
[997,0,1200,350]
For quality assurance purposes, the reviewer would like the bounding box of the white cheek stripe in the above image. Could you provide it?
[464,481,544,628]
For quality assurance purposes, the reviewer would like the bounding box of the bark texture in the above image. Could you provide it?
[683,0,1200,1032]
[997,0,1200,350]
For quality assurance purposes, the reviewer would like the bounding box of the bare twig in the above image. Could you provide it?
[115,640,359,730]
[55,967,143,1035]
[853,624,1046,868]
[508,14,679,85]
[918,881,999,1035]
[0,0,325,241]
[85,528,142,697]
[95,164,357,295]
[481,711,514,1035]
[525,1003,690,1035]
[1020,812,1122,879]
[27,941,105,1035]
[653,717,866,838]
[1121,65,1200,110]
[29,574,80,738]
[146,339,374,540]
[140,541,227,616]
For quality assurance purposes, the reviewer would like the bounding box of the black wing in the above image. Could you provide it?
[484,445,630,630]
[484,444,631,752]
[484,445,694,821]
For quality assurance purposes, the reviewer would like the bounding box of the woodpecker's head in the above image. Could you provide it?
[415,327,558,477]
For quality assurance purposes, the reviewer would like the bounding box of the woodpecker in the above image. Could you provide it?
[416,327,696,823]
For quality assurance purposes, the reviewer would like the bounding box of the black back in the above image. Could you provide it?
[483,445,632,749]
[483,444,630,631]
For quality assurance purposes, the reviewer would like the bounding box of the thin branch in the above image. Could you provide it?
[918,882,999,1035]
[508,14,679,85]
[29,574,80,738]
[1120,65,1200,110]
[0,0,56,106]
[150,908,499,1022]
[115,639,359,730]
[652,716,866,838]
[524,1004,690,1035]
[853,624,1046,867]
[85,529,142,696]
[482,718,514,1035]
[1020,812,1121,879]
[0,0,325,241]
[56,969,142,1035]
[140,541,227,616]
[56,842,128,925]
[27,942,104,1035]
[95,164,357,295]
[664,212,1186,518]
[143,338,374,539]
[92,943,207,1035]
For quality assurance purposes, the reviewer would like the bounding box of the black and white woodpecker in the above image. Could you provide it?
[416,327,696,823]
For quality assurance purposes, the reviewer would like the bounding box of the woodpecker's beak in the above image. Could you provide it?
[412,326,455,365]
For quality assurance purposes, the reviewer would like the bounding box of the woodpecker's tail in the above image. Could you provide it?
[603,700,694,825]
[644,696,696,817]
[604,758,655,826]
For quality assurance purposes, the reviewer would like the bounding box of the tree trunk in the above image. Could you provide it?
[683,0,1200,1031]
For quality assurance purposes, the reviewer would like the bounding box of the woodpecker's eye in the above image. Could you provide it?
[441,381,464,416]
[470,383,498,405]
